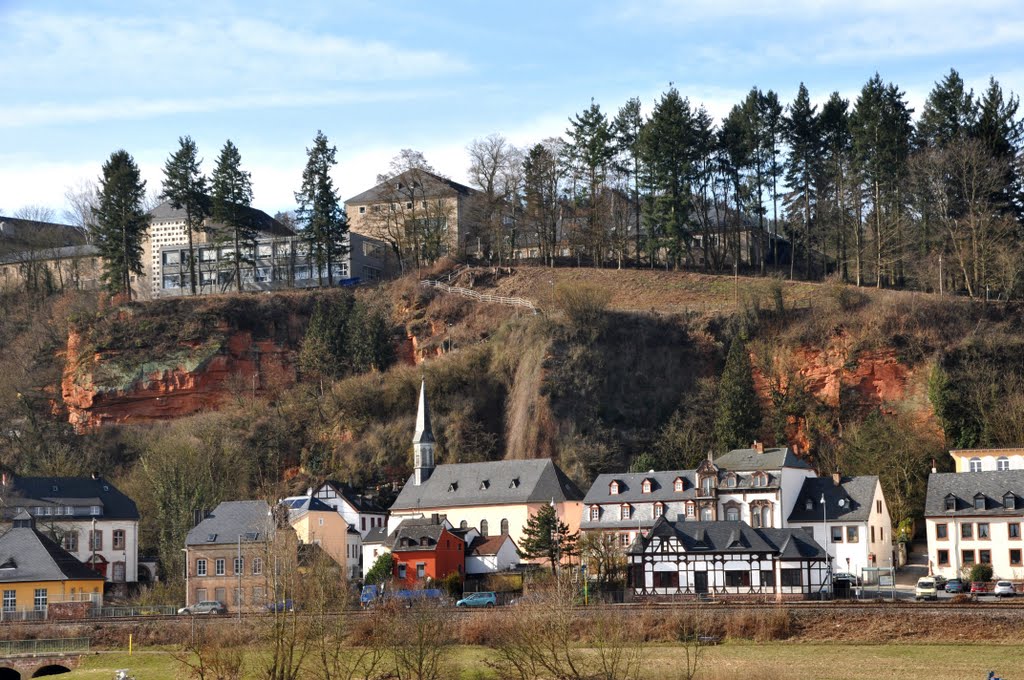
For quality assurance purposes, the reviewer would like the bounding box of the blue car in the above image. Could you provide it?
[456,591,496,608]
[945,578,966,594]
[266,599,297,612]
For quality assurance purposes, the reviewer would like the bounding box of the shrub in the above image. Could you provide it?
[970,562,994,583]
[552,281,612,336]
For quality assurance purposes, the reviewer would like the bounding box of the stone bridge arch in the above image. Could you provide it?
[31,665,71,677]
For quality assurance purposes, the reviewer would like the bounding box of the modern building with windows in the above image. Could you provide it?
[627,517,829,600]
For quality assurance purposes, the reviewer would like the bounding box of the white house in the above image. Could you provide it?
[465,534,520,575]
[361,526,389,579]
[311,481,388,538]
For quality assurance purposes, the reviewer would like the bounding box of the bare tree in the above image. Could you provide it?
[63,179,98,240]
[467,134,524,264]
[380,598,453,680]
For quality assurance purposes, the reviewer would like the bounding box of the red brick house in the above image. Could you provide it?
[389,517,464,586]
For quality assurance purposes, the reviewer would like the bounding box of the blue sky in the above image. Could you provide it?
[2,0,1022,219]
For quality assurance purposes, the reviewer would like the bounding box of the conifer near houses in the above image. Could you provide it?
[518,503,578,575]
[295,131,348,287]
[160,136,208,296]
[210,139,255,292]
[714,337,762,450]
[93,149,148,299]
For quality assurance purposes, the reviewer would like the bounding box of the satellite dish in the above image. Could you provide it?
[837,499,847,508]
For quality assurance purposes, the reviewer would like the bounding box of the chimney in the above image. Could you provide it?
[832,472,841,487]
[431,513,439,525]
[753,441,764,454]
[931,459,937,474]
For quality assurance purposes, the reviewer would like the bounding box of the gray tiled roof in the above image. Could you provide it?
[628,518,825,560]
[925,470,1024,517]
[317,482,387,514]
[148,198,294,238]
[0,244,99,266]
[186,501,273,546]
[390,459,584,511]
[4,476,139,520]
[0,217,88,255]
[787,476,879,523]
[713,447,811,471]
[0,525,104,583]
[362,526,389,544]
[584,471,697,504]
[345,169,477,205]
[388,518,458,552]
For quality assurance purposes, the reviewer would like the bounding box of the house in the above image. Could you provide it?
[345,168,480,263]
[389,382,584,549]
[1,474,141,585]
[465,534,520,576]
[283,496,360,579]
[310,481,388,538]
[580,443,816,549]
[949,447,1024,473]
[388,516,465,586]
[184,501,278,610]
[0,511,106,619]
[361,526,389,579]
[787,474,894,578]
[627,517,829,600]
[924,470,1024,580]
[0,216,100,293]
[141,199,393,298]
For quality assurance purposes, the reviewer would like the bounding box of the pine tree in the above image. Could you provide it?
[714,337,761,450]
[819,92,855,281]
[295,131,348,286]
[783,83,822,279]
[760,90,785,270]
[523,141,562,267]
[518,503,578,576]
[565,100,615,266]
[210,140,255,292]
[719,106,752,271]
[612,97,645,262]
[93,150,147,298]
[917,69,976,150]
[161,136,208,296]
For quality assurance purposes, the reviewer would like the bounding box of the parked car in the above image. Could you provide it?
[970,581,990,595]
[993,581,1015,597]
[178,601,226,615]
[456,591,497,608]
[945,578,966,594]
[832,572,860,586]
[932,575,948,590]
[915,577,938,601]
[266,599,298,612]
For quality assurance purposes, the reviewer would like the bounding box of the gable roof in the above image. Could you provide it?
[345,169,477,205]
[148,198,294,238]
[388,518,459,552]
[4,476,139,520]
[713,446,811,471]
[0,217,88,256]
[925,470,1024,517]
[186,501,273,546]
[584,471,696,505]
[363,526,389,545]
[628,517,826,559]
[787,475,879,523]
[281,496,335,521]
[390,458,584,511]
[0,525,105,583]
[468,534,516,556]
[316,481,388,514]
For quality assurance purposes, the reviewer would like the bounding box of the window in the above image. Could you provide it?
[361,518,366,532]
[937,549,949,565]
[113,562,126,583]
[725,570,751,587]
[480,520,489,537]
[978,523,990,539]
[359,206,366,214]
[233,588,244,606]
[700,507,713,521]
[831,527,844,543]
[1011,549,1023,566]
[961,524,973,539]
[590,506,600,521]
[805,499,814,511]
[686,503,695,518]
[113,530,125,550]
[398,563,407,580]
[701,477,714,494]
[726,475,737,488]
[459,520,468,529]
[215,559,226,576]
[871,526,875,543]
[936,523,948,540]
[609,481,619,495]
[63,531,79,552]
[1010,523,1021,539]
[979,549,992,564]
[162,274,181,290]
[620,505,631,521]
[876,499,882,514]
[500,519,509,535]
[90,530,103,550]
[674,478,684,492]
[945,496,957,511]
[654,503,665,519]
[214,587,226,604]
[725,507,740,522]
[416,563,426,579]
[234,557,244,575]
[252,558,263,575]
[998,456,1010,471]
[195,588,207,603]
[846,527,859,543]
[1004,493,1016,510]
[962,550,976,565]
[2,590,15,612]
[90,505,101,516]
[642,480,652,494]
[654,571,678,588]
[974,495,986,510]
[620,533,630,547]
[761,570,776,587]
[34,588,47,611]
[780,569,803,587]
[196,559,207,576]
[970,457,982,472]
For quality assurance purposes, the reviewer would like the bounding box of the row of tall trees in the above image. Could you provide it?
[465,68,1023,297]
[89,132,350,298]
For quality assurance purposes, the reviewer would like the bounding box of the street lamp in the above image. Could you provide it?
[821,493,831,597]
[237,534,243,623]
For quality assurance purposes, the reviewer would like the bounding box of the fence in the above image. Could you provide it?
[0,608,48,623]
[0,638,90,657]
[90,605,178,618]
[420,278,540,315]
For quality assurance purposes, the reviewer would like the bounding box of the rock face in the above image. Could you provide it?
[63,328,296,431]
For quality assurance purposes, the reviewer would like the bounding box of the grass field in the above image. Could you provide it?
[64,642,1023,680]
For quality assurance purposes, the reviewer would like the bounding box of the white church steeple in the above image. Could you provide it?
[413,380,435,485]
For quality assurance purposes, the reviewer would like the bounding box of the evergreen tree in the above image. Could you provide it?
[364,552,394,585]
[295,131,348,286]
[160,136,208,296]
[819,92,855,281]
[760,90,786,269]
[714,337,761,450]
[783,83,822,279]
[612,97,645,261]
[210,140,255,292]
[518,503,578,576]
[973,78,1023,220]
[917,69,976,150]
[719,106,753,271]
[523,141,563,266]
[93,150,147,298]
[565,100,615,266]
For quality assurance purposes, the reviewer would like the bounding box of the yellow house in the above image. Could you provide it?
[0,511,105,617]
[950,447,1024,473]
[388,382,584,551]
[285,496,358,578]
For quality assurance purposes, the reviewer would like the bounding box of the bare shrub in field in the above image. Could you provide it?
[378,598,454,680]
[173,626,248,680]
[723,608,793,642]
[552,281,612,337]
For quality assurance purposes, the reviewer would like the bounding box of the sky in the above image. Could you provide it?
[1,0,1022,221]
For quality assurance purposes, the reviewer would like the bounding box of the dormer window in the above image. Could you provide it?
[620,504,631,521]
[480,480,489,490]
[1004,493,1016,510]
[945,495,957,511]
[998,456,1010,471]
[609,481,620,495]
[752,473,768,488]
[590,506,600,521]
[701,476,715,495]
[725,475,737,488]
[448,482,458,493]
[805,499,814,511]
[974,494,986,510]
[654,502,665,518]
[642,479,652,494]
[970,457,982,472]
[674,477,684,492]
[509,478,519,489]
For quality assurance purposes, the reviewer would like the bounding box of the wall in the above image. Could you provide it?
[951,450,1024,473]
[390,529,464,586]
[0,579,103,613]
[184,543,270,610]
[927,516,1024,580]
[50,519,139,583]
[291,510,349,575]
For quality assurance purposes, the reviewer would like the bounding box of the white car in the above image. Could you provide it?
[993,580,1015,597]
[915,578,937,601]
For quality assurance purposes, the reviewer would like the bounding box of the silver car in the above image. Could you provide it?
[993,580,1015,597]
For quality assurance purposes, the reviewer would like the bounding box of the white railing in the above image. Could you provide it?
[420,278,540,315]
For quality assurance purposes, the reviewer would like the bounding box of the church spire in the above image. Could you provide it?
[413,380,435,485]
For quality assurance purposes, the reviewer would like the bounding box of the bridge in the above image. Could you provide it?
[0,638,88,678]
